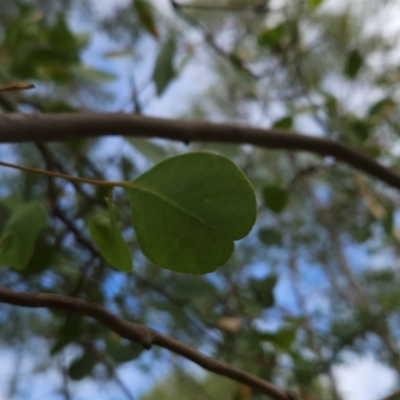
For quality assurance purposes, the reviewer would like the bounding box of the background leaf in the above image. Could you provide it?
[89,199,132,272]
[0,201,47,270]
[344,49,363,78]
[262,185,289,214]
[133,0,158,38]
[68,351,97,380]
[152,36,176,95]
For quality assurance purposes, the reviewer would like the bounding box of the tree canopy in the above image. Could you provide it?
[1,1,400,399]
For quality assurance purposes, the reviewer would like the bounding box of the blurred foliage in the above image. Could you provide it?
[0,0,400,399]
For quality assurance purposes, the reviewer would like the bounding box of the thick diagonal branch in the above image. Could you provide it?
[1,112,400,191]
[0,287,294,400]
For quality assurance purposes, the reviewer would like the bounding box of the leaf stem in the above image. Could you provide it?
[0,160,129,188]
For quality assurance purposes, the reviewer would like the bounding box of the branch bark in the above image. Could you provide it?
[0,287,295,400]
[1,112,400,191]
[379,389,400,400]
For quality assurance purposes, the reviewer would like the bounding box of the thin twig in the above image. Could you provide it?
[170,1,258,80]
[0,159,126,188]
[0,82,35,92]
[172,1,267,12]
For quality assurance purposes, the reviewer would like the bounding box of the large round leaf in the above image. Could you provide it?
[127,152,257,274]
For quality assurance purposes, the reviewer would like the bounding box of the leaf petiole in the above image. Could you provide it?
[0,160,130,188]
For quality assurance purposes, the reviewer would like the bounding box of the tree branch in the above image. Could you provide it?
[379,389,400,400]
[1,112,400,191]
[171,1,267,12]
[0,287,295,400]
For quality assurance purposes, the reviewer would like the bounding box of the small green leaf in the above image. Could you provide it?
[262,185,289,214]
[258,23,288,48]
[344,49,363,79]
[68,351,96,380]
[127,153,257,274]
[351,120,371,142]
[129,138,168,163]
[72,66,116,82]
[152,36,176,95]
[133,0,158,38]
[0,201,47,270]
[258,228,282,247]
[272,116,293,129]
[260,327,297,350]
[382,207,394,235]
[172,278,217,300]
[106,335,144,363]
[89,199,132,272]
[250,275,278,308]
[48,13,78,58]
[308,0,324,11]
[368,97,395,121]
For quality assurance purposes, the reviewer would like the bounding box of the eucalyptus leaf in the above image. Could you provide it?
[127,152,257,274]
[0,201,47,270]
[89,199,132,272]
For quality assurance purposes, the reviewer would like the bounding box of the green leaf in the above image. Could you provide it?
[129,138,168,163]
[68,351,96,380]
[368,97,395,121]
[72,66,116,82]
[258,228,282,247]
[382,207,394,235]
[48,13,79,59]
[344,49,363,78]
[0,201,47,270]
[258,23,288,48]
[133,0,159,38]
[127,153,257,274]
[308,0,324,11]
[351,120,371,142]
[260,327,297,350]
[172,277,217,300]
[272,116,293,129]
[262,185,289,214]
[89,198,132,272]
[106,335,144,363]
[152,36,176,95]
[250,275,278,308]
